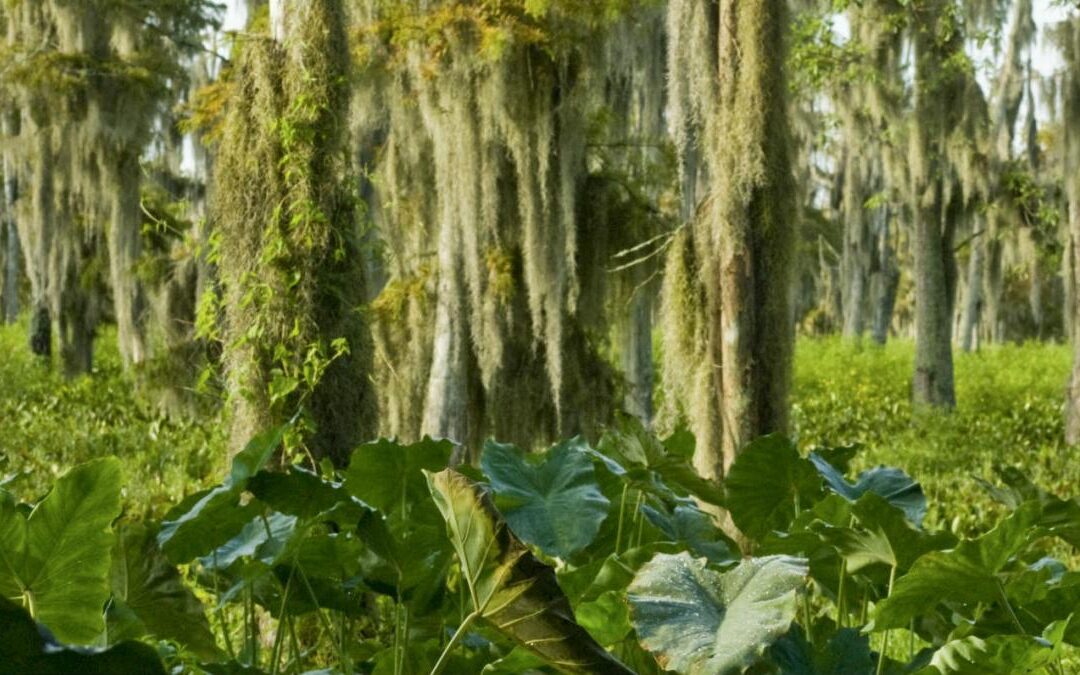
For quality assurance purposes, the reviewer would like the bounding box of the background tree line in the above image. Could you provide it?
[2,0,1080,479]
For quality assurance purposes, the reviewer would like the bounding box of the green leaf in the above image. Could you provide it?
[107,523,220,659]
[230,422,290,486]
[575,590,633,646]
[0,596,166,675]
[157,486,261,562]
[425,468,634,674]
[809,453,926,526]
[158,424,291,563]
[871,502,1042,631]
[200,512,298,570]
[640,498,737,564]
[823,493,954,573]
[768,625,873,674]
[598,418,725,506]
[0,457,122,644]
[343,437,454,518]
[481,438,611,559]
[628,552,809,674]
[917,625,1066,675]
[724,435,822,541]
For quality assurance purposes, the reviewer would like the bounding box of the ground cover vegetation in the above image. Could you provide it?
[4,0,1080,673]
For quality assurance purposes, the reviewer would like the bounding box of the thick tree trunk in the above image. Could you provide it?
[912,180,957,407]
[910,1,958,409]
[1064,20,1080,445]
[108,152,147,367]
[421,221,470,443]
[694,0,795,482]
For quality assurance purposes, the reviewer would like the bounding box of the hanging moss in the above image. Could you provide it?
[214,0,376,463]
[356,0,669,449]
[660,0,796,482]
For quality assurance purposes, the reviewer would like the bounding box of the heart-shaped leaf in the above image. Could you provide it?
[0,596,166,674]
[0,457,122,644]
[425,468,633,673]
[481,438,610,559]
[871,501,1042,631]
[108,523,220,659]
[628,552,809,674]
[724,435,822,541]
[809,453,926,526]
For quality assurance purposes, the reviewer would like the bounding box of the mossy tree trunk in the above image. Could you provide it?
[664,0,796,483]
[910,0,961,408]
[215,0,376,463]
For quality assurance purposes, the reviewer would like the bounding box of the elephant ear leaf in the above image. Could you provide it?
[425,469,634,674]
[0,457,122,645]
[627,552,809,675]
[108,523,220,660]
[0,595,166,674]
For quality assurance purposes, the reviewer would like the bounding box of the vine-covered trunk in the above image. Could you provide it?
[216,0,376,463]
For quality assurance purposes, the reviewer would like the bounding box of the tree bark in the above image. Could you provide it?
[958,228,983,352]
[1,154,18,324]
[870,207,898,345]
[910,0,958,409]
[695,0,795,481]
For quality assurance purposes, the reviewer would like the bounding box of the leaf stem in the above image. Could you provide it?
[875,565,897,675]
[429,611,480,675]
[996,579,1026,635]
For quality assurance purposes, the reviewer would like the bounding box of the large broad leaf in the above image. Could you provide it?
[343,437,453,518]
[158,424,289,563]
[0,457,122,644]
[0,595,165,674]
[724,435,822,541]
[768,625,873,674]
[627,552,809,674]
[597,418,725,507]
[107,523,220,659]
[916,618,1070,675]
[809,453,926,526]
[425,468,633,674]
[481,439,610,559]
[979,466,1080,548]
[822,493,955,573]
[871,502,1041,631]
[640,498,737,564]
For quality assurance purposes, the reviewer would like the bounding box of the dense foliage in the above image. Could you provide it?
[2,322,1079,673]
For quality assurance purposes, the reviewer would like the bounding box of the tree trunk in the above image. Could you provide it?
[958,229,984,352]
[622,290,654,426]
[910,1,958,409]
[870,207,898,345]
[698,0,795,481]
[421,217,470,444]
[1,159,18,324]
[1063,19,1080,445]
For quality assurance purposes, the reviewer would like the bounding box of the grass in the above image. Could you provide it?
[793,336,1075,536]
[1,316,1076,536]
[0,317,227,518]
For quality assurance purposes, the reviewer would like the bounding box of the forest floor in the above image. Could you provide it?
[1,318,1075,538]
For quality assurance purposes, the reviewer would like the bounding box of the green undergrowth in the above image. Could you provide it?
[0,317,226,518]
[794,337,1074,536]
